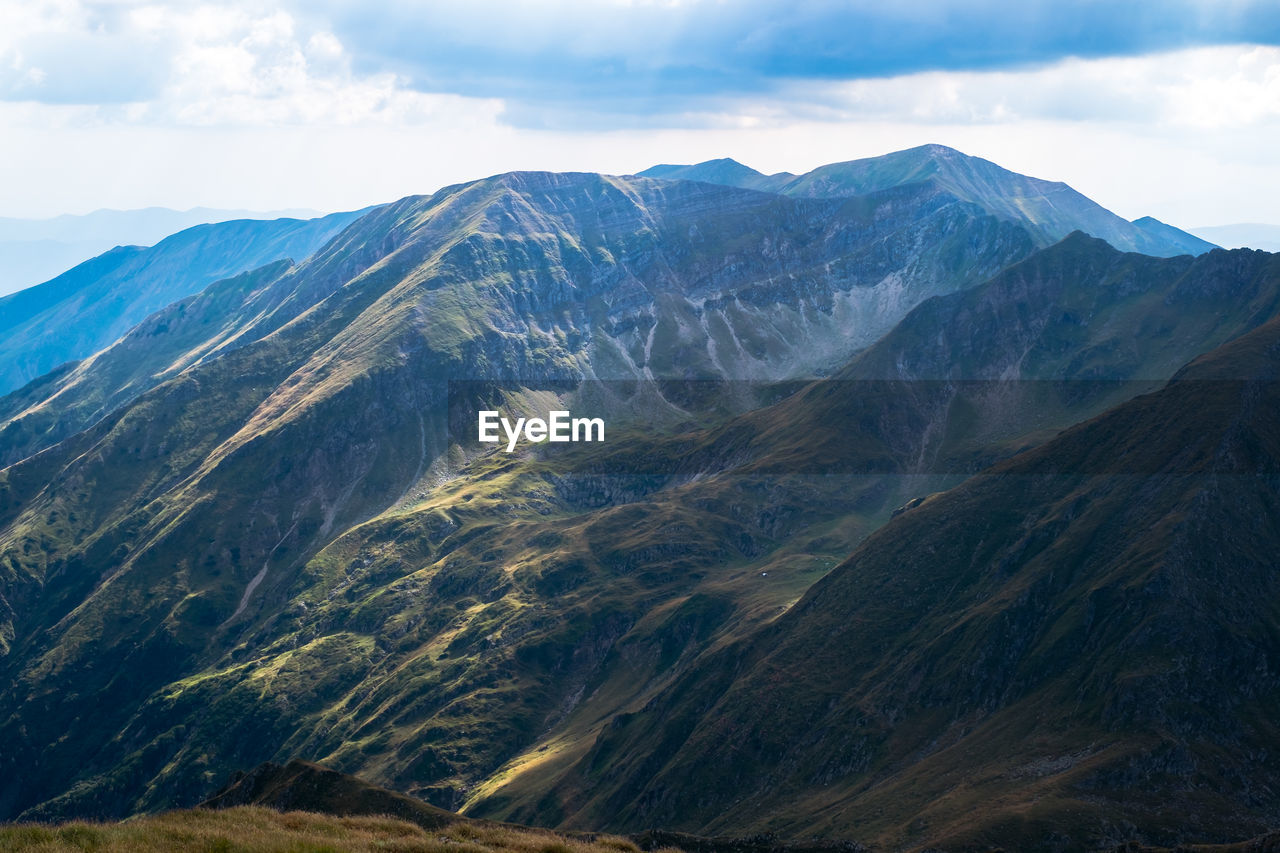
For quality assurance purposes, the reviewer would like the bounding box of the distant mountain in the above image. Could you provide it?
[547,315,1280,850]
[0,209,370,396]
[638,158,791,192]
[1131,215,1219,255]
[0,207,324,296]
[1190,223,1280,253]
[639,145,1214,258]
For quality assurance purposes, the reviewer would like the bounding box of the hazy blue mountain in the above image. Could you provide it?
[0,209,370,395]
[1130,215,1219,255]
[0,207,324,296]
[639,145,1213,258]
[637,158,790,191]
[1190,222,1280,252]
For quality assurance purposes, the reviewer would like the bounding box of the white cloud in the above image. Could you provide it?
[725,45,1280,131]
[1,0,504,126]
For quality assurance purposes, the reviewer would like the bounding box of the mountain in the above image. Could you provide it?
[0,209,369,395]
[848,232,1280,382]
[541,314,1280,851]
[639,145,1214,258]
[0,168,1038,822]
[1,204,1273,832]
[0,206,323,297]
[461,237,1280,830]
[1191,223,1280,253]
[1,161,1275,848]
[0,171,1033,469]
[1131,216,1219,256]
[637,159,790,192]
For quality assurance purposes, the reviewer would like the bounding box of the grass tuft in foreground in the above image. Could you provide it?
[0,806,653,853]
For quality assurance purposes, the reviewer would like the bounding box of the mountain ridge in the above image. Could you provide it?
[0,209,372,395]
[639,145,1215,258]
[0,206,328,297]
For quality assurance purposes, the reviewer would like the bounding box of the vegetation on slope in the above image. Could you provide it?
[0,807,649,853]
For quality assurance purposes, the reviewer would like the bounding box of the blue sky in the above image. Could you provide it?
[2,0,1279,225]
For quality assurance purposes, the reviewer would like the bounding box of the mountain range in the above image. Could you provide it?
[0,207,324,297]
[1192,223,1280,253]
[0,208,370,396]
[638,144,1218,258]
[0,144,1275,852]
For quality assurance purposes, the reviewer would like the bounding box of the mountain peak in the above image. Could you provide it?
[1130,215,1220,255]
[637,146,1210,258]
[636,157,770,187]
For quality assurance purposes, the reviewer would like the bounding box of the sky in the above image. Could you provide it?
[2,0,1279,227]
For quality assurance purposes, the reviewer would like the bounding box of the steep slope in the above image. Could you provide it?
[461,240,1280,824]
[0,169,1033,821]
[0,209,369,394]
[552,315,1280,851]
[640,145,1212,257]
[850,233,1280,381]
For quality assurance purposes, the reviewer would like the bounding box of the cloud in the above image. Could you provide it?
[1,0,1279,228]
[0,0,170,103]
[310,0,1280,125]
[771,45,1280,130]
[5,0,1280,128]
[0,0,503,128]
